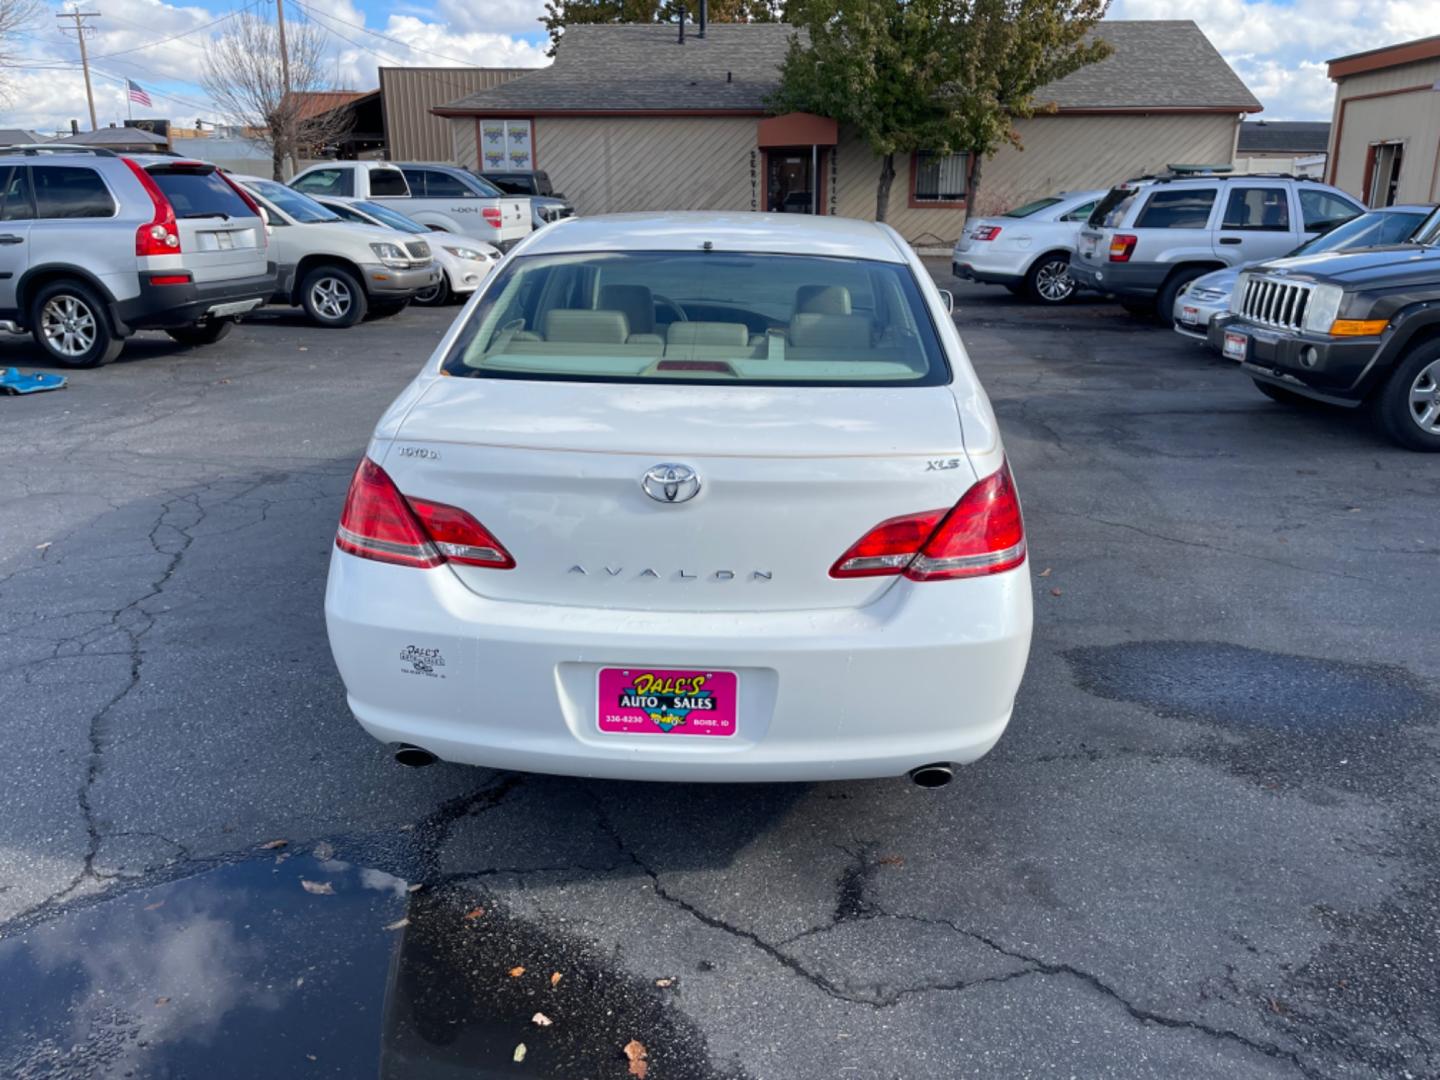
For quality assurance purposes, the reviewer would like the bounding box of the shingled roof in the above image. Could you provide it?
[436,19,1260,116]
[1236,120,1331,154]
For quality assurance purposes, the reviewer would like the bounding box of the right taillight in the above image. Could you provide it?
[971,225,1002,241]
[482,206,502,228]
[830,461,1026,581]
[1108,233,1137,262]
[335,458,513,570]
[122,158,181,257]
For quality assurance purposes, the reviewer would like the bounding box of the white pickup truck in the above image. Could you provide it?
[289,161,532,248]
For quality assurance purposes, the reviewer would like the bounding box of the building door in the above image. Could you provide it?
[765,147,824,214]
[1366,142,1404,207]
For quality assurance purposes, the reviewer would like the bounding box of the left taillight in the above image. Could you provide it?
[972,225,1002,241]
[335,458,513,570]
[482,206,502,228]
[830,460,1026,581]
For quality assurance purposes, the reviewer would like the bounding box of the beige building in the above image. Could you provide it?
[435,20,1259,246]
[1326,34,1440,207]
[1233,120,1329,178]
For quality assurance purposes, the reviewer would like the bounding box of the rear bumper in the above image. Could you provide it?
[951,246,1032,286]
[1069,259,1167,297]
[324,551,1033,782]
[113,268,276,332]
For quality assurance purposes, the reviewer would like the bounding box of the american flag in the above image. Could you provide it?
[127,80,152,108]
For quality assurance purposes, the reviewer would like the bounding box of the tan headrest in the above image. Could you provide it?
[599,284,655,335]
[794,284,852,316]
[666,321,749,347]
[543,308,630,344]
[789,313,872,350]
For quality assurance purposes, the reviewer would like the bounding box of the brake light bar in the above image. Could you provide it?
[1108,234,1138,263]
[830,461,1026,581]
[335,458,514,570]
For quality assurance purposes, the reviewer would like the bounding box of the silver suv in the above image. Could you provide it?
[0,147,275,367]
[1068,173,1364,319]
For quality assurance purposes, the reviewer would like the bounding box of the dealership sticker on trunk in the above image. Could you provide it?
[597,668,738,737]
[1223,331,1248,361]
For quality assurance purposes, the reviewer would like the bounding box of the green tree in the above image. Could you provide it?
[775,0,1111,223]
[542,0,783,55]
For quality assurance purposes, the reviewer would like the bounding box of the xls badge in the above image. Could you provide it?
[400,645,445,678]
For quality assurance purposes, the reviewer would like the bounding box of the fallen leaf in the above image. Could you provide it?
[155,996,170,1006]
[532,1012,553,1027]
[654,978,674,989]
[144,900,165,911]
[513,1043,527,1063]
[407,882,424,893]
[1049,587,1063,596]
[312,841,335,861]
[300,879,334,896]
[384,918,409,931]
[1038,567,1052,577]
[274,852,290,864]
[464,906,485,921]
[509,966,526,978]
[550,971,562,987]
[624,1039,649,1078]
[875,854,905,867]
[260,839,288,850]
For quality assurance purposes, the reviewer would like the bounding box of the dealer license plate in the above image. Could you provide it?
[1223,331,1248,361]
[597,667,738,737]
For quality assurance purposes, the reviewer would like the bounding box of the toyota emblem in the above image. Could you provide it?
[641,463,701,504]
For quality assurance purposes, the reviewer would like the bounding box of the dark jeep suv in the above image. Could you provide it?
[1213,209,1440,450]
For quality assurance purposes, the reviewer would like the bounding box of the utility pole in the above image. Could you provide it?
[275,0,292,177]
[57,8,102,132]
[275,0,291,96]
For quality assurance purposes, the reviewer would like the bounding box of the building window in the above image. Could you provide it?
[912,150,968,206]
[479,119,534,172]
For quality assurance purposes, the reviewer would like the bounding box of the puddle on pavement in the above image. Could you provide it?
[1065,641,1431,732]
[0,850,738,1079]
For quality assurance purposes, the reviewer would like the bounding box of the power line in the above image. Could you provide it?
[84,0,261,61]
[288,0,490,69]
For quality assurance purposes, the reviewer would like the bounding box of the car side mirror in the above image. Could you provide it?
[939,289,954,314]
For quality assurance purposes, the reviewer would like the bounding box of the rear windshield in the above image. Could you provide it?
[442,251,949,387]
[1090,187,1138,228]
[150,168,253,219]
[1004,197,1063,218]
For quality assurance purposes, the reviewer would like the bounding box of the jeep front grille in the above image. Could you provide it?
[1239,275,1312,332]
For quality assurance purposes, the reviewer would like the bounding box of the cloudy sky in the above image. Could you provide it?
[3,0,1437,136]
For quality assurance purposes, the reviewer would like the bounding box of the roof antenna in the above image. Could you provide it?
[677,5,685,44]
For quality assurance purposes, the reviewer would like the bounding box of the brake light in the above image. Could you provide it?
[1108,234,1137,262]
[830,461,1026,581]
[335,458,513,570]
[482,206,502,228]
[972,225,1002,241]
[123,158,180,257]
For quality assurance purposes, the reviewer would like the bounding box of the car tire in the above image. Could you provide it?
[1156,269,1212,327]
[1025,253,1075,305]
[29,279,124,368]
[300,265,367,328]
[1371,338,1440,452]
[165,319,235,347]
[1251,377,1311,407]
[413,278,450,306]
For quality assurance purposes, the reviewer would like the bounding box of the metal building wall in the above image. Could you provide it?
[1329,57,1440,204]
[380,68,530,163]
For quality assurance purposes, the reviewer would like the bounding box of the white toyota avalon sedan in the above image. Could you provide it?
[324,212,1033,785]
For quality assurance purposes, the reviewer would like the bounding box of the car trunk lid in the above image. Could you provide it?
[380,378,975,612]
[146,162,265,283]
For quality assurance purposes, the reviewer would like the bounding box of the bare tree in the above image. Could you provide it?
[0,0,43,103]
[201,11,351,180]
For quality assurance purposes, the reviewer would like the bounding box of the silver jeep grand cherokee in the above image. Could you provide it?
[0,146,276,367]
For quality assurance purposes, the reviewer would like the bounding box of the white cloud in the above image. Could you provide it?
[1108,0,1440,119]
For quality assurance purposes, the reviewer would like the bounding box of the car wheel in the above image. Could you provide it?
[29,280,124,368]
[1025,253,1074,304]
[1372,339,1440,451]
[300,266,367,328]
[165,319,235,347]
[1157,269,1211,326]
[413,278,450,307]
[1251,378,1311,406]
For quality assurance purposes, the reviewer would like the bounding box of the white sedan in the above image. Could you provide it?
[314,197,499,306]
[324,213,1033,785]
[952,190,1106,304]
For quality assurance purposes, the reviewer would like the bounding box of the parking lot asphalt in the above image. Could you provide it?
[1,274,1438,1079]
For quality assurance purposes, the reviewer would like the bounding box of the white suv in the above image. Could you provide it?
[1069,174,1364,317]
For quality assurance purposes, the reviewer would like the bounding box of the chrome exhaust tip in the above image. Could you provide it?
[908,763,954,788]
[394,744,438,768]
